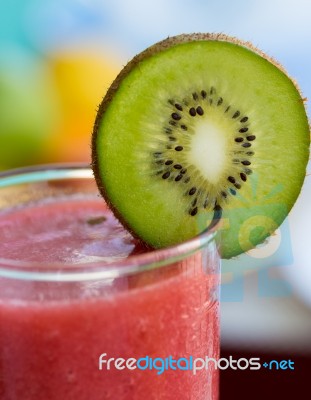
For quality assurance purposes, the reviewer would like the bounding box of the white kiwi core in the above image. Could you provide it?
[188,117,229,184]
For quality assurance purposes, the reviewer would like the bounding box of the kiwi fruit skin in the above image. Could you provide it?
[92,33,310,259]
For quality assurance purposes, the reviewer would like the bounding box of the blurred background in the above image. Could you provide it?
[0,0,310,397]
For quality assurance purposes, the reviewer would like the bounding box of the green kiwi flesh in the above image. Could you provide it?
[92,33,310,259]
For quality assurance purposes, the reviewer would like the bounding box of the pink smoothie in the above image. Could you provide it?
[0,198,219,399]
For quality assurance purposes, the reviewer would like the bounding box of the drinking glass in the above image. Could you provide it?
[0,164,220,400]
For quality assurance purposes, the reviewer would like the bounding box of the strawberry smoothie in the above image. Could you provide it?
[0,166,220,400]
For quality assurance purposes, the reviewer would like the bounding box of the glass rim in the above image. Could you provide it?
[0,163,219,282]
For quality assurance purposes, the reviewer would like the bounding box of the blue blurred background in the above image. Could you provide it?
[1,0,310,168]
[1,0,310,395]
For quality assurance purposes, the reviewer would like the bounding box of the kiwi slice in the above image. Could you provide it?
[92,33,310,259]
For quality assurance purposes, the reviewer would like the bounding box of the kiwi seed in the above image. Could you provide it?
[247,135,256,141]
[171,113,181,121]
[189,107,196,116]
[175,145,183,151]
[239,127,248,133]
[162,171,170,179]
[201,90,207,98]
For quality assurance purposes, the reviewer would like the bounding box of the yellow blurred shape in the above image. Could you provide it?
[47,50,120,162]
